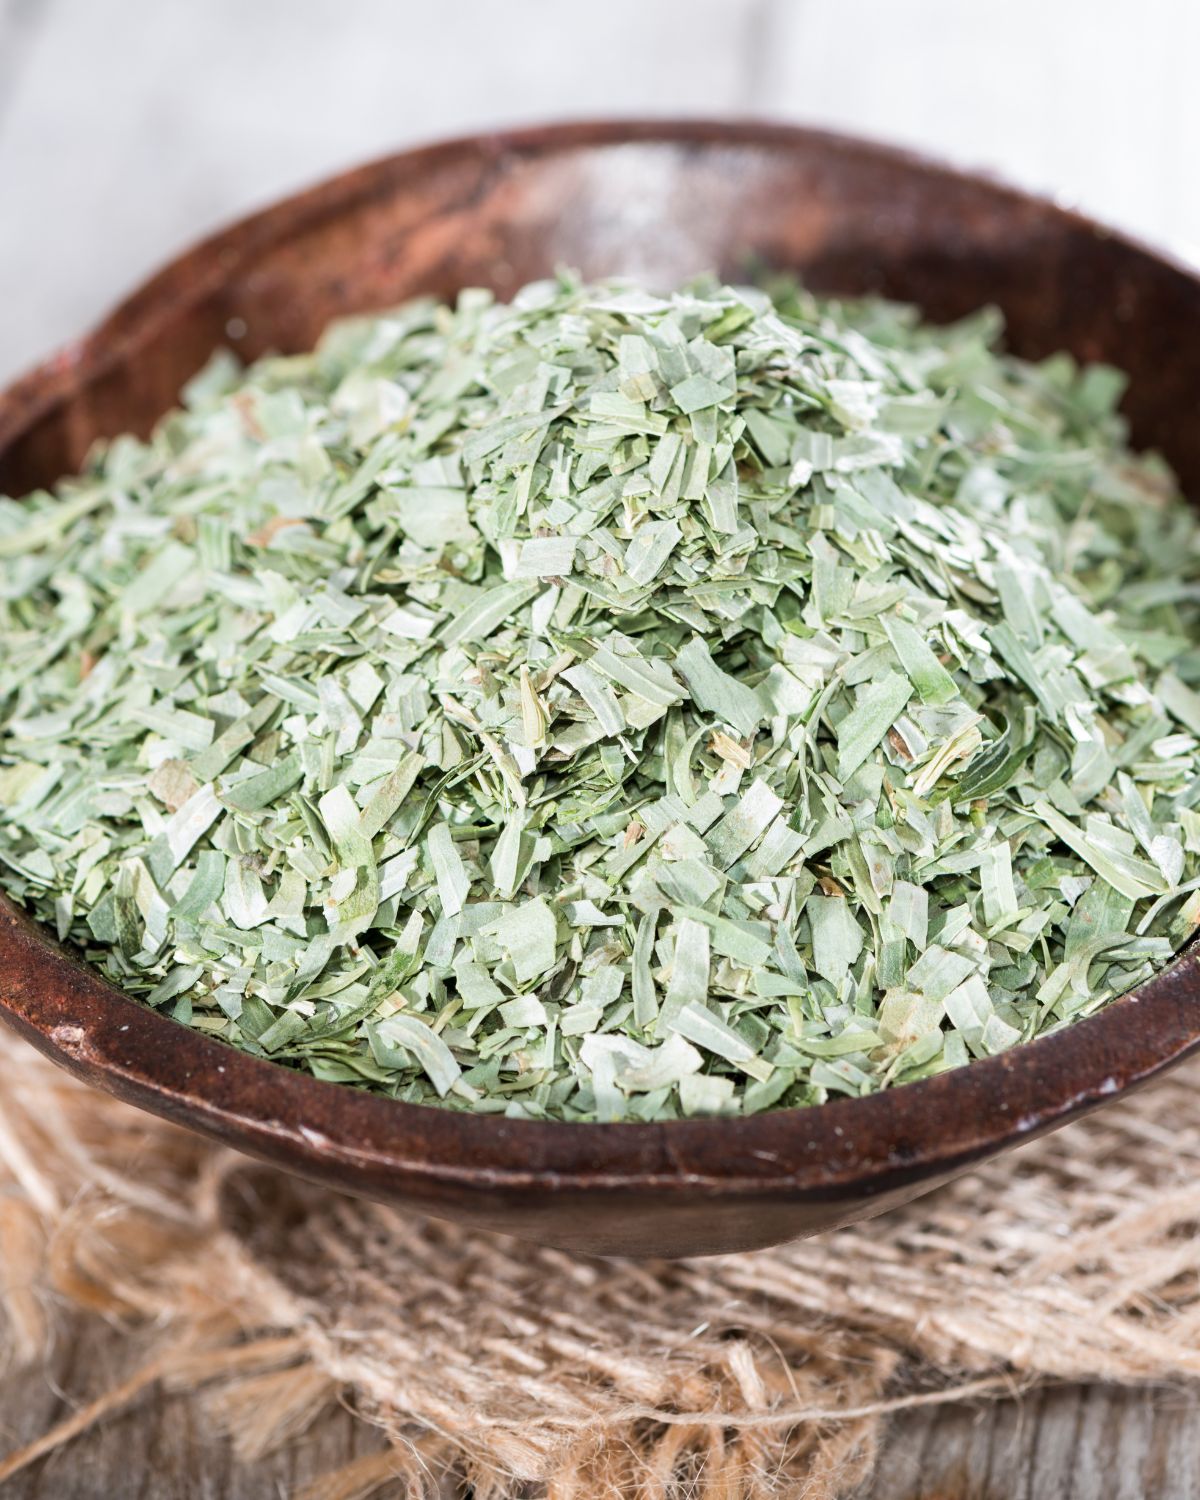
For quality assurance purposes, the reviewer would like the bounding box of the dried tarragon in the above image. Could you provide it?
[3,272,1200,1120]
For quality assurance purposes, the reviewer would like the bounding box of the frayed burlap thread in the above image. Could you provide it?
[2,1036,1200,1497]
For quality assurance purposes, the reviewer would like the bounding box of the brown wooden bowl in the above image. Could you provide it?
[3,120,1200,1258]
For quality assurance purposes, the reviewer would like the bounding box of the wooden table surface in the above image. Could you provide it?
[3,2,1199,1494]
[4,1316,1199,1499]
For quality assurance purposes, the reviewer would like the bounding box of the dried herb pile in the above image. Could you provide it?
[3,274,1200,1120]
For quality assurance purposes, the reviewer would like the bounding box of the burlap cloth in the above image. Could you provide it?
[1,1032,1199,1499]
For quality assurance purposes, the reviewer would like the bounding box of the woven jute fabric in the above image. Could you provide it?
[2,1034,1200,1499]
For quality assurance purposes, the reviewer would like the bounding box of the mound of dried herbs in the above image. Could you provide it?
[2,273,1200,1120]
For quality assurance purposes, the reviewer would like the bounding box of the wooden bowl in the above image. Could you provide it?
[3,120,1200,1258]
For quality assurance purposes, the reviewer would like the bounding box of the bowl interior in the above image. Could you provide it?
[3,121,1200,1258]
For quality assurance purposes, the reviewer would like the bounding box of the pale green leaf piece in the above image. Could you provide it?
[882,616,958,706]
[661,917,711,1026]
[427,822,470,917]
[808,895,865,985]
[490,898,558,986]
[674,636,765,738]
[374,1013,462,1097]
[836,673,913,783]
[669,1001,773,1082]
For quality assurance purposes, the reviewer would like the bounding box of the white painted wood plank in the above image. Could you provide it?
[0,0,758,382]
[0,0,47,131]
[761,0,1200,263]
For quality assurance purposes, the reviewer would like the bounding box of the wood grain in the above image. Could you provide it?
[758,0,1200,262]
[862,1384,1200,1500]
[0,0,763,384]
[0,0,47,138]
[0,1318,391,1500]
[5,1328,1200,1500]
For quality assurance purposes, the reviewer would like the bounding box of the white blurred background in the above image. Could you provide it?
[0,0,1195,383]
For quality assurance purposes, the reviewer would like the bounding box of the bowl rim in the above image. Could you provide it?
[3,116,1200,1205]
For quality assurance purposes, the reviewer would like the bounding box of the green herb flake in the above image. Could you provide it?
[3,270,1200,1119]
